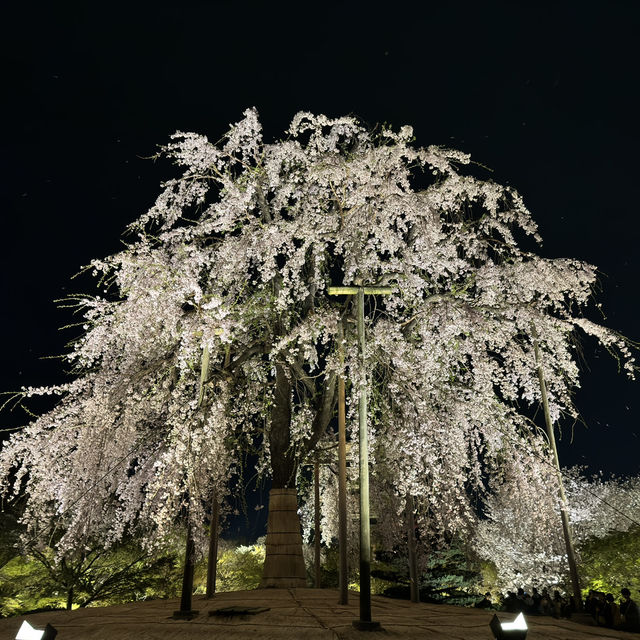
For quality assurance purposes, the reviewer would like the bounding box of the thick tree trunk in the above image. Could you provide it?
[261,354,336,588]
[261,364,306,587]
[268,364,298,488]
[337,372,349,604]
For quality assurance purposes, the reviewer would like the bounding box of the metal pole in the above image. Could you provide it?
[314,455,321,588]
[337,322,349,605]
[532,324,582,611]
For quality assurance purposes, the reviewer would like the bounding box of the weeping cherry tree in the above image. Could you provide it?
[1,109,635,590]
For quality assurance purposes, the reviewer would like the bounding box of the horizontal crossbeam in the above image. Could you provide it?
[328,286,394,295]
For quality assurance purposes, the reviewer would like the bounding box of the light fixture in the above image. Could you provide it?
[15,621,57,640]
[489,612,527,640]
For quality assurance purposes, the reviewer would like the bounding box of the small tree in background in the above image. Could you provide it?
[0,539,183,616]
[474,468,640,592]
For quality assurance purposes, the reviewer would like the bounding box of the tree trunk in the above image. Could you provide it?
[66,587,74,611]
[261,345,336,588]
[261,364,307,587]
[268,364,298,488]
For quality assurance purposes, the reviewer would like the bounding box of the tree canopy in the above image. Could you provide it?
[1,110,634,582]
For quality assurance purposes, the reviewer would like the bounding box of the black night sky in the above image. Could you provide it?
[1,0,638,518]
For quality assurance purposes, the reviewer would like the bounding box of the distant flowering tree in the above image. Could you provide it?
[473,465,640,591]
[0,109,635,588]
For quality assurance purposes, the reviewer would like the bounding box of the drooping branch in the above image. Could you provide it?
[302,371,338,460]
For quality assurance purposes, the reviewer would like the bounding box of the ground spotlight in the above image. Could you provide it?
[15,621,57,640]
[489,612,527,640]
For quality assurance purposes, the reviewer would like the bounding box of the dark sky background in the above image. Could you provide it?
[1,2,639,538]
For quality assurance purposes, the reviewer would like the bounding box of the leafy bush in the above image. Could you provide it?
[0,554,62,617]
[580,526,640,596]
[376,545,483,605]
[216,543,265,592]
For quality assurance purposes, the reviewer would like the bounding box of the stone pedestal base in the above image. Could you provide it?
[261,488,307,588]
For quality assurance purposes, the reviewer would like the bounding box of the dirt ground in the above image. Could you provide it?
[1,588,637,640]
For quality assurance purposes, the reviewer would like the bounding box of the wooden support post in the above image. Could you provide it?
[314,455,321,588]
[337,322,349,605]
[181,526,196,612]
[329,285,391,631]
[532,324,582,611]
[206,489,220,598]
[174,519,199,618]
[356,287,373,625]
[406,493,419,603]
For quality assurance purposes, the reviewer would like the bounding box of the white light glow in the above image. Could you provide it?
[501,612,527,631]
[16,621,45,640]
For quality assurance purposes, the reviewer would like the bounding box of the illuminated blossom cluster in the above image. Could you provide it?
[0,109,634,568]
[474,464,640,591]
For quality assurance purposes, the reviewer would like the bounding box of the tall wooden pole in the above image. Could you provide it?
[314,455,321,588]
[531,325,582,611]
[337,322,349,605]
[173,518,199,618]
[356,288,373,624]
[328,285,391,631]
[205,344,226,598]
[206,489,220,598]
[175,342,211,616]
[180,524,196,611]
[406,493,419,603]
